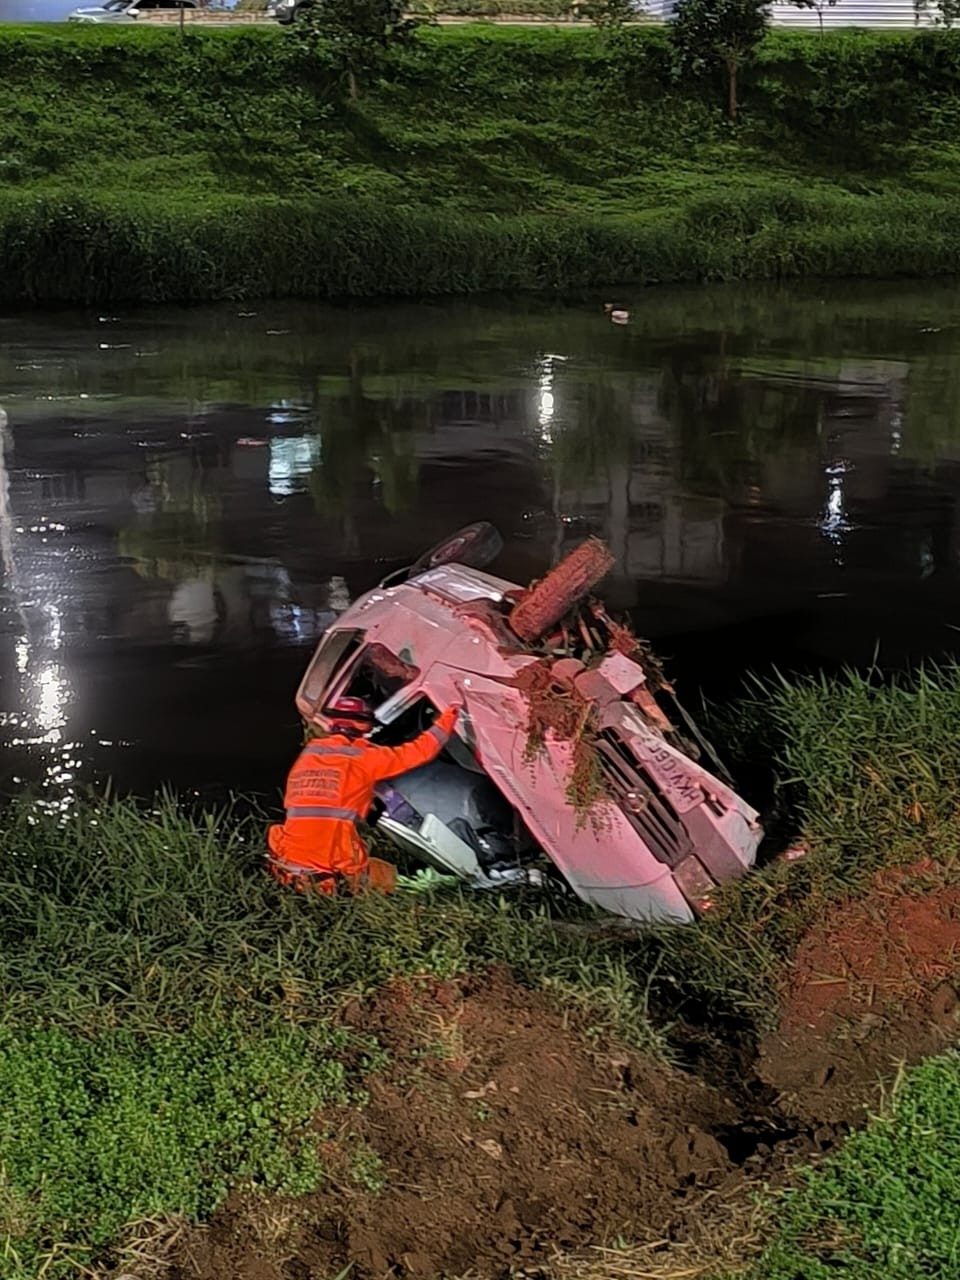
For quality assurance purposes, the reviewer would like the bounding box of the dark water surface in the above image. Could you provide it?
[3,281,960,801]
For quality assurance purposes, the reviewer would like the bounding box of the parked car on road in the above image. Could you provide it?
[270,0,313,23]
[67,0,198,21]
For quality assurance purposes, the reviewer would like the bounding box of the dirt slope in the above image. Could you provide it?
[171,969,739,1280]
[161,865,960,1280]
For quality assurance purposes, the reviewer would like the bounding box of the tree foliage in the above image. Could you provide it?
[290,0,417,99]
[581,0,635,28]
[671,0,770,120]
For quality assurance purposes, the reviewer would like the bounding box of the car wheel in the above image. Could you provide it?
[409,522,505,577]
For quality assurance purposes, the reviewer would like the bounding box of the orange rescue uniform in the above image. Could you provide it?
[267,706,458,887]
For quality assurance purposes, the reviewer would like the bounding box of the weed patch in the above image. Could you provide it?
[0,791,666,1051]
[0,1022,352,1280]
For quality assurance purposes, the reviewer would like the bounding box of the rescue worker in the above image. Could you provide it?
[267,696,459,895]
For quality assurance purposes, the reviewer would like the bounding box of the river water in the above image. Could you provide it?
[3,281,960,802]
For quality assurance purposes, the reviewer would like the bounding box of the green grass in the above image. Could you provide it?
[0,791,662,1048]
[8,186,960,304]
[2,25,960,299]
[753,1052,960,1278]
[0,791,665,1274]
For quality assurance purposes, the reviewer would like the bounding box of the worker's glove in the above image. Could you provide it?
[436,704,460,733]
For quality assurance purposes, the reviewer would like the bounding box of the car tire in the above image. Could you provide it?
[409,522,504,578]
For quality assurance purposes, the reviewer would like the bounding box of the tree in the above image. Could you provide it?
[671,0,770,122]
[914,0,960,24]
[581,0,634,28]
[290,0,416,101]
[792,0,838,35]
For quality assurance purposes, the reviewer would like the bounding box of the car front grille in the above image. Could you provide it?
[596,730,695,870]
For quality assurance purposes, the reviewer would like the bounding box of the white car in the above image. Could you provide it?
[270,0,312,23]
[67,0,198,21]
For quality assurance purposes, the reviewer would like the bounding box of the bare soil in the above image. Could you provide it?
[757,858,960,1124]
[161,865,960,1280]
[169,968,742,1280]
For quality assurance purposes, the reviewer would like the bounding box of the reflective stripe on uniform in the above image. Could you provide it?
[268,855,336,877]
[285,805,360,821]
[303,743,364,758]
[428,724,450,748]
[266,855,341,891]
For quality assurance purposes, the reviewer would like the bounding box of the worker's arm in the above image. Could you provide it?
[362,705,459,782]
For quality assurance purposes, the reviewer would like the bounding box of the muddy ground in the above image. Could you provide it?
[163,864,960,1280]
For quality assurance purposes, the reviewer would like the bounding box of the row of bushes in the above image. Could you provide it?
[3,185,960,303]
[406,0,594,16]
[3,24,960,123]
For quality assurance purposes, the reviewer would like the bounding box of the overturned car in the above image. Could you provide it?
[295,525,762,926]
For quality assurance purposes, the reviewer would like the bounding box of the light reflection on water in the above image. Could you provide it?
[2,281,960,798]
[269,436,322,497]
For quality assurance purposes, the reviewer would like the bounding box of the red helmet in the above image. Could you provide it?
[325,695,374,735]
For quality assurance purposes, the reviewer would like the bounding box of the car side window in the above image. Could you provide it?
[296,629,366,722]
[322,642,416,715]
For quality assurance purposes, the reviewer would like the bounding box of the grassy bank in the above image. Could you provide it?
[3,25,960,301]
[5,666,960,1273]
[0,794,663,1277]
[0,796,654,1276]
